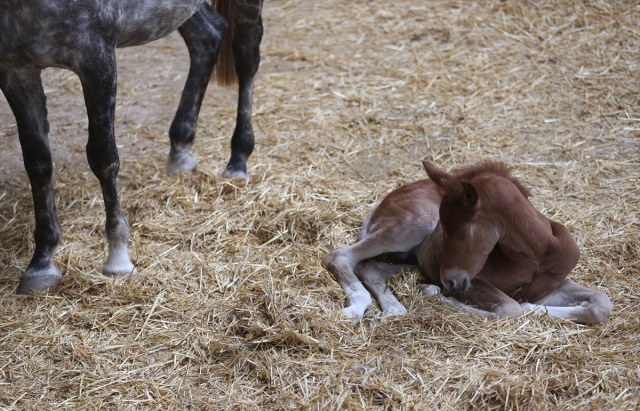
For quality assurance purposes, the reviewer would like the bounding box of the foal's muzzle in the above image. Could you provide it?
[441,269,471,293]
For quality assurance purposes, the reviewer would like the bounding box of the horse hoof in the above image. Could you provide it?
[104,269,138,282]
[102,265,138,281]
[18,267,62,294]
[225,167,249,181]
[111,270,138,282]
[167,149,197,175]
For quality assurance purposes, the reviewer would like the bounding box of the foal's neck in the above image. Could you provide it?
[488,182,552,258]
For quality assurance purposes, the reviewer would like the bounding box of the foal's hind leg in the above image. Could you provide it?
[168,4,228,175]
[355,261,417,318]
[225,0,263,179]
[322,238,383,322]
[0,69,62,293]
[77,47,135,279]
[323,229,428,323]
[522,280,612,324]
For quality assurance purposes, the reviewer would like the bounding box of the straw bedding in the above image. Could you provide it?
[0,0,638,409]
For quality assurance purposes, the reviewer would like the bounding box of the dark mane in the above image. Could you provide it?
[451,160,532,198]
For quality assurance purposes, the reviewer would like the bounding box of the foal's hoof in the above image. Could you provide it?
[18,267,62,294]
[341,307,364,325]
[381,304,408,318]
[419,284,441,296]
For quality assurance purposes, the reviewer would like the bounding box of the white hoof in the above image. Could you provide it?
[102,248,137,279]
[419,284,441,296]
[341,306,364,325]
[382,304,408,318]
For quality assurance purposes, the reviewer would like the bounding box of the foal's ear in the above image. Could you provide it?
[460,181,479,209]
[422,161,451,188]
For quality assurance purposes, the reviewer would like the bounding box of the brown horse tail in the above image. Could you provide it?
[212,0,237,86]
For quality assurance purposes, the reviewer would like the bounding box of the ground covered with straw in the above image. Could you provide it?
[1,0,638,409]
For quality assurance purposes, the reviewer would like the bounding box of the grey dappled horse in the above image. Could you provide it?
[0,0,263,293]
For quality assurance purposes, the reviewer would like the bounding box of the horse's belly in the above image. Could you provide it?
[0,0,205,69]
[115,0,206,47]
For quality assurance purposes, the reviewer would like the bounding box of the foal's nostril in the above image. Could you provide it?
[461,277,469,292]
[445,280,456,291]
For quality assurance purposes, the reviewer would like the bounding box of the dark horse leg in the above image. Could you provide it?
[167,4,228,175]
[226,0,264,179]
[167,0,263,179]
[77,45,136,280]
[0,69,62,293]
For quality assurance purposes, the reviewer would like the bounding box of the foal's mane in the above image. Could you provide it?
[451,160,532,198]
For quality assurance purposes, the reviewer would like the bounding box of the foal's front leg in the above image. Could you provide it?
[439,277,523,320]
[0,69,62,293]
[77,49,136,279]
[522,280,612,324]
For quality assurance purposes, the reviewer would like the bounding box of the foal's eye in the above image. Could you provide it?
[457,232,470,240]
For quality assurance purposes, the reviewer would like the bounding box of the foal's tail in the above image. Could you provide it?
[212,0,238,86]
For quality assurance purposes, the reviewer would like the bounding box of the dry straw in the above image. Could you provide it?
[1,0,638,409]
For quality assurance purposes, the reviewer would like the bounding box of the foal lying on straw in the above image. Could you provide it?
[322,160,612,324]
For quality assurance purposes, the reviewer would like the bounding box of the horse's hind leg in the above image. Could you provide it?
[76,47,135,279]
[0,69,62,293]
[523,280,612,324]
[167,4,228,175]
[225,0,263,179]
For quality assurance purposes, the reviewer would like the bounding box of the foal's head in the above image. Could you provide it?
[423,160,529,293]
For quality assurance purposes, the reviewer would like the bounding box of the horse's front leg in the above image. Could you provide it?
[444,277,523,320]
[77,48,136,279]
[167,4,228,175]
[225,0,263,179]
[0,68,62,293]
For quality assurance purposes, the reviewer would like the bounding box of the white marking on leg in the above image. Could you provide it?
[341,282,372,323]
[521,302,603,323]
[520,303,548,315]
